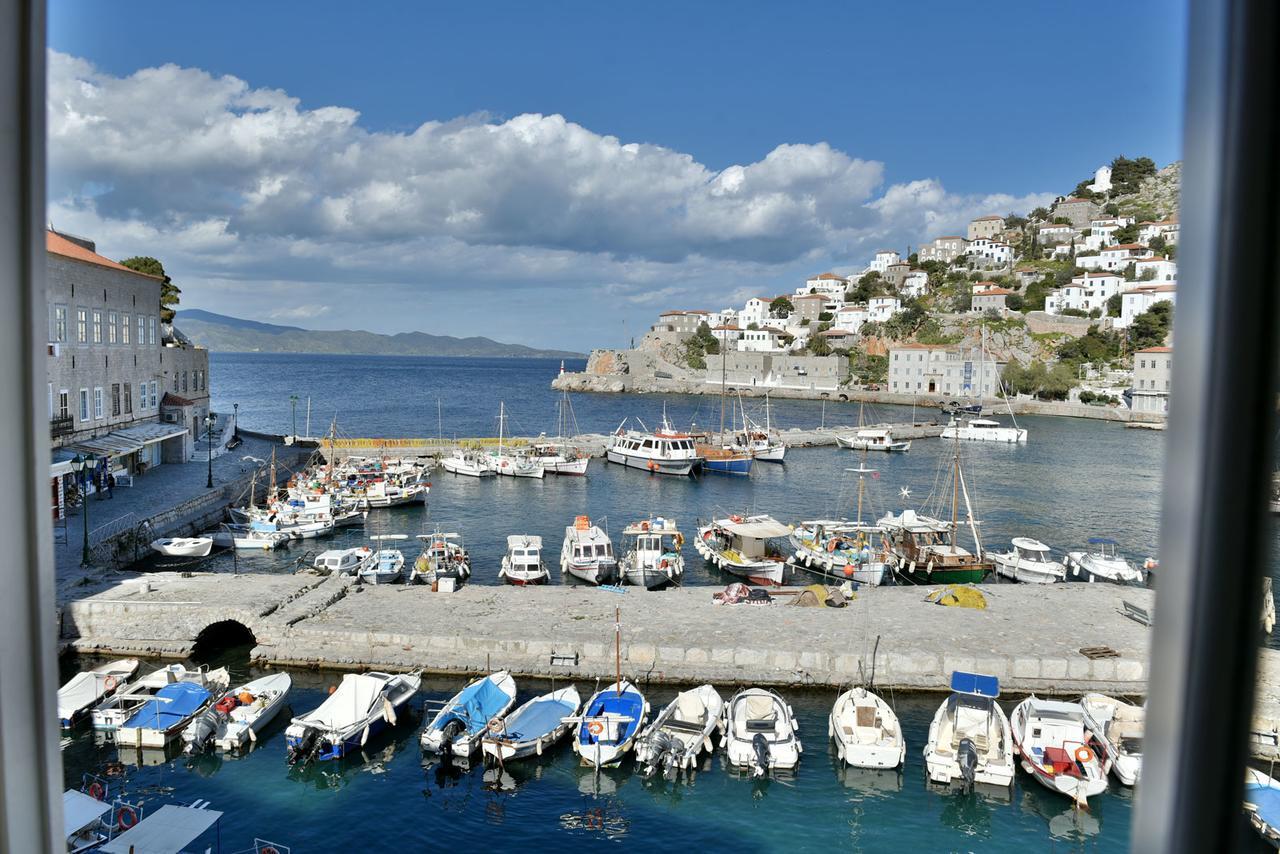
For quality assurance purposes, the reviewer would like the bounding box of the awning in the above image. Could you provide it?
[114,423,188,446]
[717,516,792,538]
[99,805,223,854]
[65,423,188,459]
[63,789,111,837]
[51,449,78,479]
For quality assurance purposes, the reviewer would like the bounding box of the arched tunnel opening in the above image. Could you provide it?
[191,619,257,666]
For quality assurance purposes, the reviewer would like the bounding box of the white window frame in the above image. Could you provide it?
[121,312,129,344]
[91,309,101,344]
[78,388,89,422]
[92,387,103,420]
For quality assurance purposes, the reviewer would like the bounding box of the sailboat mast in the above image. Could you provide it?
[950,442,959,554]
[957,455,983,557]
[856,462,866,525]
[498,401,505,457]
[269,448,277,506]
[615,606,622,697]
[719,348,727,440]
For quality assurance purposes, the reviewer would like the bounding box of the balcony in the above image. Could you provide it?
[49,414,74,438]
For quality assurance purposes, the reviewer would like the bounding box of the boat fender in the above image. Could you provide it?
[536,738,543,756]
[843,565,855,577]
[730,515,743,523]
[116,806,138,831]
[659,559,669,570]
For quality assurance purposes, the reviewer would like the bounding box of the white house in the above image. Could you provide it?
[1138,218,1180,245]
[740,298,769,329]
[707,308,738,329]
[867,296,902,322]
[918,236,969,264]
[801,272,849,299]
[1036,223,1075,244]
[1134,256,1177,282]
[965,238,1014,267]
[869,250,901,274]
[1044,272,1124,316]
[834,304,869,332]
[901,270,929,298]
[1078,233,1108,252]
[1077,243,1149,272]
[737,327,787,353]
[711,325,742,347]
[819,329,858,350]
[1117,283,1176,328]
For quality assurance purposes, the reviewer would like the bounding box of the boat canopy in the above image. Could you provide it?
[447,677,514,734]
[63,789,111,837]
[507,534,542,550]
[100,805,222,853]
[717,517,791,538]
[122,682,210,730]
[1088,537,1119,545]
[1011,537,1051,552]
[951,671,1000,698]
[295,673,387,729]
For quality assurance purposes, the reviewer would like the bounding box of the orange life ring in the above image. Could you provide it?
[730,514,743,523]
[1074,746,1094,764]
[588,721,604,736]
[659,559,669,569]
[433,541,445,549]
[261,847,280,854]
[646,460,658,472]
[843,565,854,577]
[87,781,105,800]
[104,675,118,692]
[116,806,138,830]
[827,539,840,553]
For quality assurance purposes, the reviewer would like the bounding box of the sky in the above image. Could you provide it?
[47,1,1188,349]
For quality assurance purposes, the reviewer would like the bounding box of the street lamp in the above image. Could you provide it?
[289,394,298,442]
[73,451,96,566]
[205,412,216,489]
[233,402,239,438]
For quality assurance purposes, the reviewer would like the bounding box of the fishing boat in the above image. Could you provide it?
[285,670,421,764]
[182,672,292,754]
[1011,697,1110,807]
[829,686,905,769]
[836,428,911,452]
[148,537,213,558]
[312,546,374,576]
[440,448,496,477]
[411,531,472,586]
[573,680,648,767]
[360,534,407,584]
[618,517,684,589]
[606,413,701,476]
[421,671,518,758]
[791,455,892,585]
[488,402,545,478]
[527,390,590,475]
[634,685,723,780]
[694,514,791,586]
[923,671,1015,790]
[1080,693,1144,786]
[58,659,140,728]
[92,664,229,733]
[116,681,222,749]
[1245,768,1280,847]
[560,516,620,586]
[697,381,753,477]
[481,685,581,764]
[991,537,1066,584]
[731,394,786,462]
[1066,538,1146,584]
[722,688,802,777]
[499,534,551,585]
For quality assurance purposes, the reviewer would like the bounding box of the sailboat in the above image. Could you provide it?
[488,402,544,478]
[878,435,993,584]
[733,394,786,463]
[941,326,1028,443]
[790,458,892,585]
[569,608,648,767]
[528,391,590,475]
[836,401,911,452]
[695,359,753,476]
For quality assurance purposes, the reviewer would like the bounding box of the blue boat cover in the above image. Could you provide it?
[437,678,511,736]
[1247,781,1280,829]
[951,671,1000,698]
[123,682,210,730]
[505,697,577,741]
[579,688,644,746]
[1087,537,1118,545]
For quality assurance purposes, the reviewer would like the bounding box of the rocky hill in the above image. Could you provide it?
[1113,161,1180,220]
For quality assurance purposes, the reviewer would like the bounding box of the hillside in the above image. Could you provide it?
[175,309,583,359]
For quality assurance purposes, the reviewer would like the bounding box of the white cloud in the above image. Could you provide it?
[266,304,332,321]
[46,50,1056,347]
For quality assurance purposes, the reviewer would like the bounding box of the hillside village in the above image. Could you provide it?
[558,156,1179,421]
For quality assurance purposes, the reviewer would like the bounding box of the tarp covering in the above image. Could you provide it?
[445,677,513,735]
[100,805,222,854]
[505,696,577,741]
[122,681,210,731]
[951,671,1000,698]
[926,585,988,609]
[296,673,384,729]
[1246,781,1280,831]
[63,789,110,837]
[716,517,791,538]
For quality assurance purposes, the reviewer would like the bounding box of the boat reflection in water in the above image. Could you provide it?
[834,762,904,798]
[1020,789,1102,841]
[287,726,415,792]
[558,801,631,840]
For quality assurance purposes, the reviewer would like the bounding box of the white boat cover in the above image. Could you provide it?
[1012,537,1051,552]
[507,534,543,549]
[1024,697,1084,720]
[63,789,111,837]
[716,517,791,538]
[100,805,222,853]
[297,673,384,728]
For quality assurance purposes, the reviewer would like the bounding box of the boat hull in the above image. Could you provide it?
[700,455,753,476]
[563,561,621,586]
[694,538,785,585]
[501,572,549,586]
[791,547,889,586]
[993,557,1064,584]
[941,426,1027,443]
[1066,552,1145,584]
[620,562,682,589]
[150,538,214,558]
[605,449,696,476]
[751,444,786,463]
[542,457,589,476]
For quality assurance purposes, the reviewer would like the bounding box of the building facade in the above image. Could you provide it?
[967,215,1005,241]
[1117,284,1176,328]
[1131,346,1172,414]
[918,236,968,264]
[887,344,1007,398]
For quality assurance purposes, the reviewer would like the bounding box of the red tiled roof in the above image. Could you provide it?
[46,230,164,280]
[975,288,1014,296]
[1137,346,1172,353]
[820,329,855,337]
[161,392,195,407]
[812,272,844,280]
[1104,243,1145,251]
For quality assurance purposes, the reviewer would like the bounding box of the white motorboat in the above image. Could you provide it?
[572,680,648,767]
[1066,537,1146,584]
[941,417,1028,443]
[489,401,545,478]
[481,685,581,764]
[206,525,291,551]
[1080,692,1144,786]
[116,678,227,749]
[992,537,1066,584]
[182,672,292,754]
[722,688,802,777]
[694,514,791,586]
[923,671,1015,790]
[149,537,213,558]
[618,517,684,589]
[1011,697,1110,807]
[312,546,374,576]
[58,659,140,728]
[829,686,905,770]
[634,685,723,780]
[412,531,472,585]
[528,441,590,475]
[360,535,406,584]
[560,516,620,586]
[92,664,229,733]
[440,449,495,478]
[836,428,911,452]
[499,534,551,585]
[286,670,421,763]
[421,671,518,758]
[732,395,786,462]
[63,788,115,853]
[606,414,701,476]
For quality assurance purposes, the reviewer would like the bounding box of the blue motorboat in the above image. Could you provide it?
[115,681,214,749]
[573,680,648,767]
[420,671,518,758]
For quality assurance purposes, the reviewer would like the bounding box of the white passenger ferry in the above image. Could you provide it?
[606,415,701,476]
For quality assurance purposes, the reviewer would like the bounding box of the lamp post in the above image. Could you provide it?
[74,452,95,566]
[290,394,298,442]
[233,402,239,438]
[205,413,216,489]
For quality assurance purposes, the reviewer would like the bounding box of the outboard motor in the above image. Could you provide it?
[287,728,318,766]
[640,731,678,780]
[598,559,620,586]
[957,737,979,793]
[751,733,771,779]
[183,709,218,756]
[440,719,466,762]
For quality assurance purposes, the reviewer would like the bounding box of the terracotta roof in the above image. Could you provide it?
[794,293,826,301]
[1104,244,1145,251]
[161,392,195,407]
[1124,283,1177,294]
[975,287,1013,296]
[820,329,855,337]
[892,343,949,350]
[1137,346,1172,353]
[812,272,844,280]
[972,215,1004,222]
[46,230,164,280]
[712,325,741,331]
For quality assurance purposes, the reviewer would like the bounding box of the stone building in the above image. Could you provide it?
[918,236,969,264]
[1131,346,1172,415]
[967,215,1005,241]
[1052,197,1102,228]
[887,343,1007,397]
[706,352,848,392]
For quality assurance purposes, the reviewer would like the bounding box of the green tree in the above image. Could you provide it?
[1005,213,1029,229]
[1106,293,1122,317]
[1109,156,1157,193]
[818,311,833,322]
[1103,202,1120,217]
[1039,362,1077,401]
[1148,235,1167,254]
[808,334,832,356]
[120,256,180,322]
[1127,300,1174,351]
[1113,223,1140,244]
[1031,207,1050,221]
[769,296,794,318]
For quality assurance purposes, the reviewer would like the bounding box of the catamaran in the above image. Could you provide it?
[618,517,684,589]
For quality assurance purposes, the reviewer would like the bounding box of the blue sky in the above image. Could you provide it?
[47,1,1188,348]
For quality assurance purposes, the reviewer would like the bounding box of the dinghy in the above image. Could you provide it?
[829,686,905,769]
[116,681,221,749]
[1245,768,1280,848]
[58,659,139,728]
[421,671,519,758]
[991,538,1066,584]
[360,534,407,584]
[1080,692,1144,786]
[572,680,648,767]
[182,672,292,754]
[92,664,229,733]
[481,685,581,764]
[1011,696,1110,807]
[285,670,421,764]
[634,685,723,780]
[923,671,1015,790]
[722,687,802,777]
[499,535,551,585]
[149,537,213,558]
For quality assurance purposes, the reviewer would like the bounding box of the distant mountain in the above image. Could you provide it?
[175,309,584,359]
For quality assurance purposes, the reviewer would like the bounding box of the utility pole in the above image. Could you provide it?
[206,413,215,488]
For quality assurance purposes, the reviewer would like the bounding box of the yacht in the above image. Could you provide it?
[941,417,1028,444]
[991,537,1066,584]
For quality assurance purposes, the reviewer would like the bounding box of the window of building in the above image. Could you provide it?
[76,307,87,343]
[107,311,117,344]
[78,388,88,422]
[123,383,132,414]
[182,371,188,393]
[149,315,157,345]
[52,304,67,342]
[58,390,68,418]
[93,387,103,419]
[172,372,179,392]
[92,309,102,343]
[111,383,120,416]
[138,314,145,344]
[121,313,129,344]
[150,381,157,408]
